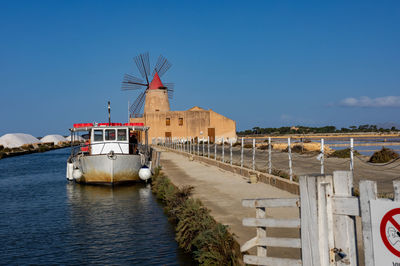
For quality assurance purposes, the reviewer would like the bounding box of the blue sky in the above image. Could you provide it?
[0,1,399,136]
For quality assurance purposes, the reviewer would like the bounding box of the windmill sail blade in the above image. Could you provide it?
[165,83,174,99]
[152,55,172,77]
[134,52,150,84]
[129,91,145,114]
[132,91,146,115]
[121,74,147,90]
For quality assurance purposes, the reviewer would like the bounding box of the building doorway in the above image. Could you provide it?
[165,132,172,142]
[208,128,215,143]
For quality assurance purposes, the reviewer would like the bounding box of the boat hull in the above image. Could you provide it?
[75,154,143,184]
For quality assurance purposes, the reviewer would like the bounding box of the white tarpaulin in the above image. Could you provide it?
[0,133,41,148]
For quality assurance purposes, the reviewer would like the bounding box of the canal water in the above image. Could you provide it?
[0,148,192,265]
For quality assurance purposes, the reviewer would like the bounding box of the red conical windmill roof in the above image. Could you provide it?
[149,72,164,90]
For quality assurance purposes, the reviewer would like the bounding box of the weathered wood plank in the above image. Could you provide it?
[241,236,301,252]
[317,175,335,266]
[241,236,258,252]
[244,255,302,266]
[332,171,358,266]
[243,218,300,228]
[299,175,320,266]
[359,180,377,266]
[256,207,267,257]
[331,196,360,216]
[394,180,400,202]
[242,198,300,208]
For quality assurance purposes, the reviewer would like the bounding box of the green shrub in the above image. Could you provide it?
[232,142,241,147]
[369,147,399,163]
[175,199,215,252]
[283,144,304,153]
[151,171,239,264]
[38,145,50,153]
[193,224,238,266]
[329,148,360,158]
[0,145,3,151]
[243,144,253,149]
[258,144,273,150]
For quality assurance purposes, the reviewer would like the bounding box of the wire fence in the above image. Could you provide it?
[153,137,400,189]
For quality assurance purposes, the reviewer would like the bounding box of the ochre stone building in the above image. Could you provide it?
[130,73,236,143]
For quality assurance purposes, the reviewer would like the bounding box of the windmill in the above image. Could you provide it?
[122,52,174,117]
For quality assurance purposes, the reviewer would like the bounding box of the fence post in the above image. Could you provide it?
[214,141,217,160]
[240,137,244,168]
[252,138,255,170]
[230,139,233,165]
[268,137,272,174]
[207,136,210,158]
[394,180,400,201]
[202,137,204,156]
[197,138,200,156]
[288,138,293,181]
[321,138,324,175]
[299,176,321,265]
[222,137,224,162]
[317,175,335,266]
[332,171,358,265]
[359,180,377,266]
[350,138,354,174]
[256,207,267,257]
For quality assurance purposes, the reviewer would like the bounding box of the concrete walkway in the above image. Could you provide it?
[159,149,300,259]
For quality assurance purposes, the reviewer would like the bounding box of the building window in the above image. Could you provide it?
[179,118,183,126]
[166,118,170,126]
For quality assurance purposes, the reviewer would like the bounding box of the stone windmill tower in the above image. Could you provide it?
[122,52,174,116]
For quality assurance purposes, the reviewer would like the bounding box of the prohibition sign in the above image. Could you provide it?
[380,208,400,257]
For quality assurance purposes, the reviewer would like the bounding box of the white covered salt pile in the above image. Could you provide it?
[40,134,68,145]
[0,133,41,148]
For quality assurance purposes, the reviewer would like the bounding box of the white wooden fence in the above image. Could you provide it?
[241,171,400,265]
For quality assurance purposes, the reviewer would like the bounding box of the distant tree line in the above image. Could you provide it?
[237,124,399,136]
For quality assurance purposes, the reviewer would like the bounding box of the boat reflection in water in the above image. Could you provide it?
[65,183,192,265]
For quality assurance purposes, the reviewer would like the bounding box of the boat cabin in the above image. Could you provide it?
[70,123,148,156]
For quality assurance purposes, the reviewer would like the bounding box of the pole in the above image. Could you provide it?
[288,137,293,181]
[202,137,205,156]
[207,136,210,158]
[222,137,225,162]
[128,100,130,121]
[321,138,324,175]
[350,138,354,174]
[268,137,272,174]
[214,141,217,160]
[240,137,244,168]
[252,138,256,170]
[197,138,200,156]
[108,101,111,124]
[230,139,233,165]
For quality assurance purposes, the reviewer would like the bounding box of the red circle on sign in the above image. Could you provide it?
[380,208,400,257]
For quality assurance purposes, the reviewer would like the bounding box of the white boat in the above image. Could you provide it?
[66,122,152,184]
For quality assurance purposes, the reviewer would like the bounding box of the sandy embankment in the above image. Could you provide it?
[257,142,334,154]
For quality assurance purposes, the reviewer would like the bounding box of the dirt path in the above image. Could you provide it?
[159,149,301,259]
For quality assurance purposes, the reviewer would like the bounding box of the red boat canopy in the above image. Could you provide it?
[98,123,123,126]
[73,123,94,128]
[124,122,144,126]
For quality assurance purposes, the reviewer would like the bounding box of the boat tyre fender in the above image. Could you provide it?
[107,150,117,160]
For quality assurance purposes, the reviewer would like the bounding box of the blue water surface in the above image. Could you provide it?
[0,148,192,265]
